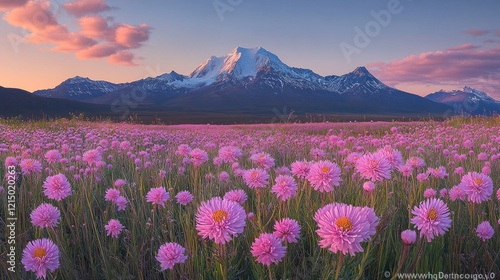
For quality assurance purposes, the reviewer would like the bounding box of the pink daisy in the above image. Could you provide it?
[271,175,298,201]
[44,150,62,164]
[105,188,121,203]
[20,159,42,175]
[22,238,60,279]
[189,148,209,167]
[250,152,275,169]
[251,233,287,266]
[458,172,493,203]
[146,187,170,208]
[423,188,437,198]
[114,179,126,188]
[42,174,72,201]
[105,219,124,238]
[243,168,269,189]
[218,146,242,163]
[449,186,466,201]
[223,189,248,205]
[355,153,392,182]
[306,160,342,193]
[476,221,494,242]
[406,156,426,168]
[30,204,60,229]
[156,242,188,270]
[376,146,404,169]
[219,171,230,182]
[5,156,17,167]
[195,197,246,244]
[290,160,310,179]
[273,218,301,243]
[176,190,194,205]
[314,203,379,256]
[82,149,102,166]
[115,196,128,211]
[362,181,376,194]
[176,144,191,156]
[401,230,417,245]
[410,198,451,242]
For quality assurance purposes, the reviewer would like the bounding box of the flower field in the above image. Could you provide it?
[1,118,500,279]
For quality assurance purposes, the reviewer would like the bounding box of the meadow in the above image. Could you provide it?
[1,117,499,279]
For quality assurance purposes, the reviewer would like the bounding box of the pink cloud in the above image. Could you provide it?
[115,24,151,48]
[0,0,29,11]
[1,0,150,66]
[109,51,136,66]
[369,44,500,98]
[64,0,113,17]
[463,29,489,36]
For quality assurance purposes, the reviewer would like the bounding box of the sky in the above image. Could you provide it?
[0,0,499,98]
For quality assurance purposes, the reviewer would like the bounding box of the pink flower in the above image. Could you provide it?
[406,157,425,168]
[306,160,342,193]
[114,179,126,188]
[20,159,42,175]
[439,188,448,198]
[105,219,124,238]
[189,148,209,167]
[218,146,242,163]
[115,196,128,211]
[5,156,17,167]
[251,233,286,266]
[105,188,121,203]
[243,168,269,189]
[223,189,247,205]
[176,191,194,205]
[146,187,170,208]
[195,197,246,244]
[219,171,230,182]
[476,221,494,242]
[410,198,451,242]
[44,150,62,164]
[82,149,102,166]
[449,186,466,201]
[291,160,310,179]
[273,218,301,243]
[423,188,437,198]
[363,181,376,194]
[401,230,417,245]
[156,242,188,270]
[30,204,60,229]
[22,238,60,279]
[458,172,493,203]
[271,175,298,201]
[416,173,428,182]
[355,153,391,182]
[250,152,275,169]
[42,174,71,201]
[376,146,404,169]
[314,203,379,256]
[176,144,191,156]
[497,188,500,201]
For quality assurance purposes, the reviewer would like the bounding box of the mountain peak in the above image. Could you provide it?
[351,66,372,76]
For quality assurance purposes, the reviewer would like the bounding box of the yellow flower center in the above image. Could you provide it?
[212,209,228,223]
[321,166,330,173]
[27,161,33,167]
[259,154,266,159]
[369,160,378,168]
[428,208,438,220]
[335,216,353,231]
[34,247,47,259]
[251,172,258,178]
[473,178,482,185]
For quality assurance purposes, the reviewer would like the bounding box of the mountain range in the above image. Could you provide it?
[3,47,498,123]
[425,86,500,115]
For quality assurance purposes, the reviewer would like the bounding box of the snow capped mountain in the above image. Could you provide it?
[31,47,452,116]
[34,76,120,101]
[425,86,500,115]
[323,66,388,94]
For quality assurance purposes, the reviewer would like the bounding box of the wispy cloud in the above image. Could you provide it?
[462,29,489,36]
[0,0,29,11]
[369,44,500,97]
[1,0,151,66]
